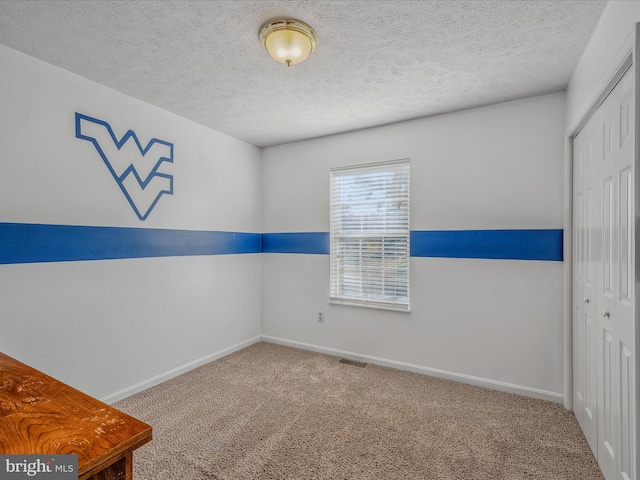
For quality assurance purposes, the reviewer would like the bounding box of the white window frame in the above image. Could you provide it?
[329,159,410,312]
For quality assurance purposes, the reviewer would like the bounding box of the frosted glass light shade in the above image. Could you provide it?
[259,19,318,66]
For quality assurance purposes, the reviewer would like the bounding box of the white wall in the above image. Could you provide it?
[262,92,566,401]
[566,1,640,132]
[0,34,577,405]
[0,44,262,401]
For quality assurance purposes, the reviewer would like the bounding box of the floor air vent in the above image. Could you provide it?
[339,358,368,368]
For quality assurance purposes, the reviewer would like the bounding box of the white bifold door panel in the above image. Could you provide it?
[573,107,599,454]
[572,65,636,480]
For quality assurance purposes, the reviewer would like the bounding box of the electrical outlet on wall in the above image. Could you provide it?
[318,311,324,322]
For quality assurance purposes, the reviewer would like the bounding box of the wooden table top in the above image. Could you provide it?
[0,352,152,477]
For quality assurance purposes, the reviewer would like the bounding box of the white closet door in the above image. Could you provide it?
[612,67,635,480]
[573,124,598,453]
[595,79,619,480]
[572,65,636,480]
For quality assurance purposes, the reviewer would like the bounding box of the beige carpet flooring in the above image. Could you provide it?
[115,342,603,480]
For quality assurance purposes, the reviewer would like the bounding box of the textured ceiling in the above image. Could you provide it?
[0,0,607,147]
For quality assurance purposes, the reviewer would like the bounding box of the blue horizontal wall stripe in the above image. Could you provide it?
[0,224,562,264]
[0,223,261,264]
[262,229,562,261]
[262,232,329,255]
[410,229,563,261]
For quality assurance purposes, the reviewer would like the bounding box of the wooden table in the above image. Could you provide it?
[0,352,152,480]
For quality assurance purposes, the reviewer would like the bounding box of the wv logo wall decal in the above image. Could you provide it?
[75,113,174,221]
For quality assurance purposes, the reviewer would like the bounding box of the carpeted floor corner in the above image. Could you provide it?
[114,342,603,480]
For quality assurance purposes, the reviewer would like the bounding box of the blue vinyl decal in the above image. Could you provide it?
[410,229,563,261]
[262,230,563,261]
[0,223,260,264]
[75,113,173,221]
[0,225,562,264]
[262,232,329,255]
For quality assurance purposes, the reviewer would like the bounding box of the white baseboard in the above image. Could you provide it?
[101,336,262,404]
[101,334,564,405]
[262,335,564,404]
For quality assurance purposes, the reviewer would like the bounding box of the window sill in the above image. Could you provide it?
[329,298,410,313]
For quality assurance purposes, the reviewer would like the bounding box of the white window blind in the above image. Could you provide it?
[330,159,410,311]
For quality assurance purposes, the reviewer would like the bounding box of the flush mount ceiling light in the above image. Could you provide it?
[259,18,318,67]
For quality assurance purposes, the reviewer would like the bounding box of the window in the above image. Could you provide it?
[330,159,410,311]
